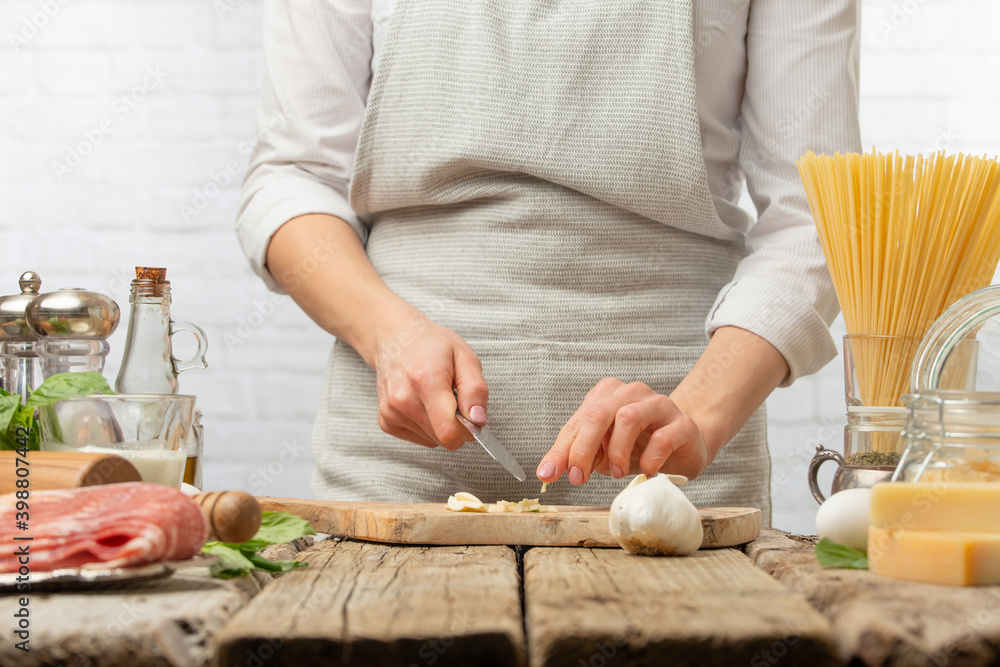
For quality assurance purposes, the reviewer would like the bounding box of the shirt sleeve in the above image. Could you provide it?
[235,0,374,292]
[706,0,861,386]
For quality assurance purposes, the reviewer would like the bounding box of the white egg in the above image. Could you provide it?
[815,487,872,551]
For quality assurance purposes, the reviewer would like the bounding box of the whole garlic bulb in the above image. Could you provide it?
[609,474,703,556]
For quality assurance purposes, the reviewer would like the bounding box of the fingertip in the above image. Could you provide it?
[568,466,585,485]
[639,453,668,478]
[536,459,567,482]
[469,405,487,425]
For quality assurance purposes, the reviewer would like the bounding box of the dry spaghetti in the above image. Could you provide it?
[798,151,1000,430]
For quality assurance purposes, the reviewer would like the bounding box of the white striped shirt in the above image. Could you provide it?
[235,0,861,384]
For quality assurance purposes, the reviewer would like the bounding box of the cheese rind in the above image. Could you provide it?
[868,526,1000,586]
[870,482,1000,533]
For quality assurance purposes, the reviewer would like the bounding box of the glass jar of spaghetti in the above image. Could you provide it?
[842,334,924,468]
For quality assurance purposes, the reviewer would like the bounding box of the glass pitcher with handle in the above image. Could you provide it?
[115,268,208,394]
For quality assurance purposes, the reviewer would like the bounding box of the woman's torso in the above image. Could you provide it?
[311,0,772,523]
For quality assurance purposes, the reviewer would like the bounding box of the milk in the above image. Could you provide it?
[43,441,186,487]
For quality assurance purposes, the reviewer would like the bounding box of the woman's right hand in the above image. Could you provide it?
[371,303,489,450]
[266,213,488,451]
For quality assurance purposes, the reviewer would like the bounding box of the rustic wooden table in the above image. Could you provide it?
[4,530,1000,667]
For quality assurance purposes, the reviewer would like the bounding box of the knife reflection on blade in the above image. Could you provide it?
[455,411,526,481]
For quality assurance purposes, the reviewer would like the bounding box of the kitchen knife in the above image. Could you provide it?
[455,411,526,481]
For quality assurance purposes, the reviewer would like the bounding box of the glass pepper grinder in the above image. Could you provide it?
[0,271,44,401]
[26,287,120,379]
[115,267,208,394]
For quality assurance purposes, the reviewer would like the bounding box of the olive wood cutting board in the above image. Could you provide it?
[256,498,761,549]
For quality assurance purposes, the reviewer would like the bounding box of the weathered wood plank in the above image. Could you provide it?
[523,546,837,667]
[257,498,761,548]
[215,540,525,667]
[0,565,259,667]
[746,529,1000,667]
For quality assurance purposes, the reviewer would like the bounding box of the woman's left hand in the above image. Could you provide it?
[535,378,709,485]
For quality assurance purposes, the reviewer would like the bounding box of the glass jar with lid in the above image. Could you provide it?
[896,392,1000,483]
[895,285,1000,483]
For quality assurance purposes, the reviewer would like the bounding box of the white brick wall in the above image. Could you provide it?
[2,0,998,533]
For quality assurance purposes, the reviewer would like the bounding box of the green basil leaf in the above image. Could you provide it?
[814,537,869,569]
[202,511,315,578]
[0,428,17,451]
[245,551,305,574]
[25,371,114,409]
[0,394,21,436]
[202,544,257,579]
[7,405,37,452]
[233,511,316,552]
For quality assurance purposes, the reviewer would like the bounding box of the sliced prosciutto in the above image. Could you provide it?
[0,482,208,572]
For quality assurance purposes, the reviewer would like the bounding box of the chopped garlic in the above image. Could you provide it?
[540,482,547,494]
[446,493,556,513]
[446,493,487,512]
[487,498,557,513]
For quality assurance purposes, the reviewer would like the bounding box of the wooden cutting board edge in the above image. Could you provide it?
[259,498,762,550]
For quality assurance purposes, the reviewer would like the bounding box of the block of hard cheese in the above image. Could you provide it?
[869,526,1000,586]
[870,482,1000,532]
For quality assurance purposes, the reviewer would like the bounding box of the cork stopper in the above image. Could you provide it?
[136,267,167,283]
[131,267,170,299]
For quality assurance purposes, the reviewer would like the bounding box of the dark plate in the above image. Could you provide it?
[0,562,174,593]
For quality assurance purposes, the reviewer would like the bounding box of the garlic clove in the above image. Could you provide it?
[665,474,688,487]
[446,495,488,512]
[626,474,648,489]
[454,492,484,504]
[627,473,688,487]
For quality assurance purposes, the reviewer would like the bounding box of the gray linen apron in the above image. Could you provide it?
[312,0,772,524]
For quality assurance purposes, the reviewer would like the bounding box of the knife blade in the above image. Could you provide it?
[455,411,526,481]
